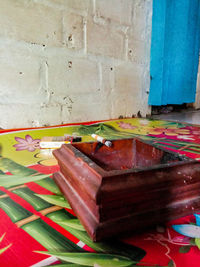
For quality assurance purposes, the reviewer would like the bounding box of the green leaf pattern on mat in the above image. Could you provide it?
[77,123,138,140]
[47,264,84,267]
[179,246,191,253]
[168,259,175,267]
[36,251,136,267]
[55,219,85,231]
[35,194,71,209]
[0,174,51,187]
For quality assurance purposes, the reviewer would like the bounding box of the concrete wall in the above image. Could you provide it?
[0,0,152,128]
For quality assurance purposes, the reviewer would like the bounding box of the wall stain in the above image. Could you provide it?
[118,115,124,119]
[68,34,73,41]
[68,61,72,68]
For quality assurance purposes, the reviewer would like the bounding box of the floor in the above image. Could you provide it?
[152,109,200,125]
[1,118,200,267]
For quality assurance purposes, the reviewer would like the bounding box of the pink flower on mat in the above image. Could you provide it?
[117,121,137,130]
[13,135,40,152]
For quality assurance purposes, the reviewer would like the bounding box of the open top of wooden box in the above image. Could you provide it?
[53,138,200,241]
[72,138,191,171]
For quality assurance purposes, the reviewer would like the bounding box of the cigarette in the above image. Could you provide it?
[91,134,112,147]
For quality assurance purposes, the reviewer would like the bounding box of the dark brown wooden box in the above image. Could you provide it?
[53,138,200,241]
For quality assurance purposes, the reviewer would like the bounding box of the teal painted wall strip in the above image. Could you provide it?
[149,0,200,106]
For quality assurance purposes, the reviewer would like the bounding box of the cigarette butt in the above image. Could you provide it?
[91,134,104,143]
[91,134,112,147]
[105,140,112,147]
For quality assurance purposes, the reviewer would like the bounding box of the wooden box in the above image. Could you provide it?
[53,138,200,241]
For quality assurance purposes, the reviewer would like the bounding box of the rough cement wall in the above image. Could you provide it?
[0,0,152,128]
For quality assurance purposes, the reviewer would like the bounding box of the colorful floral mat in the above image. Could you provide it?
[1,118,200,267]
